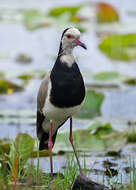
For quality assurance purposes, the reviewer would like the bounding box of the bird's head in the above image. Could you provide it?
[59,27,87,55]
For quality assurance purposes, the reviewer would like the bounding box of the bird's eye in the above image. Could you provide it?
[66,34,72,39]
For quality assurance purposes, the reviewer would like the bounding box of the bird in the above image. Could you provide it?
[36,27,87,179]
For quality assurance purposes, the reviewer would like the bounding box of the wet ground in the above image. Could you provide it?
[0,0,136,187]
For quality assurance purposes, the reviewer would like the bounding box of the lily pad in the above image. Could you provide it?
[48,6,83,23]
[49,6,81,18]
[16,53,32,63]
[18,74,34,81]
[96,2,119,23]
[75,90,104,118]
[23,10,53,30]
[55,124,126,153]
[55,130,105,152]
[99,34,136,61]
[88,122,114,136]
[0,78,23,94]
[93,72,125,81]
[124,78,136,85]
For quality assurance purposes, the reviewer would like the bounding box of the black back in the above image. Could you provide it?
[50,57,85,108]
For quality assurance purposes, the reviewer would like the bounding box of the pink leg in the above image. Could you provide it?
[48,120,53,178]
[69,117,89,181]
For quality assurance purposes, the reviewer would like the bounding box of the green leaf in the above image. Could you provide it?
[94,72,121,81]
[9,133,34,177]
[55,125,125,153]
[49,6,81,18]
[23,10,52,30]
[124,78,136,85]
[75,90,104,118]
[55,130,105,152]
[0,78,23,94]
[17,74,34,81]
[99,34,136,61]
[14,133,34,160]
[88,122,114,136]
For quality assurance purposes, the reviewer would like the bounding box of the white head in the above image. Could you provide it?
[59,27,87,56]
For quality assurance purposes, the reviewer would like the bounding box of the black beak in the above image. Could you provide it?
[80,42,87,50]
[75,39,87,50]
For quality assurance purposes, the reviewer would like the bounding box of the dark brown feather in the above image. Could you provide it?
[36,74,50,150]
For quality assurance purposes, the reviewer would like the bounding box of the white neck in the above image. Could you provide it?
[62,46,73,55]
[60,47,75,67]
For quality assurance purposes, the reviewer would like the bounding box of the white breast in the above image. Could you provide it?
[42,82,83,133]
[42,97,82,133]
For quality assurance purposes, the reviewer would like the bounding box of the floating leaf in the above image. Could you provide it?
[75,90,104,118]
[18,74,34,81]
[0,78,23,94]
[23,10,53,30]
[97,3,119,23]
[99,34,136,61]
[16,53,32,63]
[94,72,120,81]
[55,124,126,153]
[88,122,114,136]
[49,6,81,19]
[55,130,105,152]
[124,78,136,85]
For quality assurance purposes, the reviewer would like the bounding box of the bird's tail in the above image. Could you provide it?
[36,111,58,151]
[39,130,58,151]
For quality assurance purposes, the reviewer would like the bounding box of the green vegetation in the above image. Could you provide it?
[0,78,23,94]
[55,122,126,154]
[0,72,4,77]
[18,73,34,81]
[0,134,78,189]
[0,124,135,189]
[93,71,128,81]
[9,134,34,182]
[124,78,136,85]
[76,90,104,118]
[49,6,81,21]
[99,34,136,61]
[127,125,136,143]
[23,10,53,30]
[31,70,47,79]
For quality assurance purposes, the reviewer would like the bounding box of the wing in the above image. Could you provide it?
[36,73,50,142]
[36,73,68,150]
